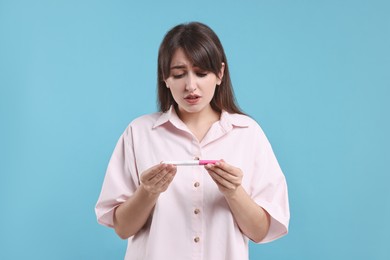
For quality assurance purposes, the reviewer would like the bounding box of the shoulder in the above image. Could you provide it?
[227,112,264,131]
[226,112,270,143]
[123,112,163,134]
[130,112,162,127]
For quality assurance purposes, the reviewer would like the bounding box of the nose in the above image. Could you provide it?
[185,72,197,92]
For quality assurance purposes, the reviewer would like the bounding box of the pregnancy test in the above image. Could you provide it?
[161,160,219,166]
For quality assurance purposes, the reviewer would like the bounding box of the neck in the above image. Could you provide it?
[175,105,221,142]
[176,106,220,126]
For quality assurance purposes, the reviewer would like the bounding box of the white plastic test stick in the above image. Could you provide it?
[161,160,219,166]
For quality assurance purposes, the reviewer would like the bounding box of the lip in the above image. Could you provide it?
[184,94,201,104]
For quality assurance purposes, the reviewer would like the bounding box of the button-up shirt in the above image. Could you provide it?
[95,106,290,260]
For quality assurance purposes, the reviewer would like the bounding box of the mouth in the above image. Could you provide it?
[184,94,201,104]
[185,94,200,99]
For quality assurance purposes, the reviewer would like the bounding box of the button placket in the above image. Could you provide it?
[192,175,202,246]
[191,142,203,256]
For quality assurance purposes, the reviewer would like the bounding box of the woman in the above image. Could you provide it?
[95,22,289,260]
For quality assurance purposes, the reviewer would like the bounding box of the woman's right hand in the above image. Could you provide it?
[113,163,177,239]
[140,163,177,195]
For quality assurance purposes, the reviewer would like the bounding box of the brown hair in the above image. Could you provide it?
[157,22,244,114]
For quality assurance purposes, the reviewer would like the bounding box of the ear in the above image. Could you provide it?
[164,80,169,88]
[217,62,225,85]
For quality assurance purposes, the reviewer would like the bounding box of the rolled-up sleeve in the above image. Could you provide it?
[250,125,290,243]
[95,126,139,228]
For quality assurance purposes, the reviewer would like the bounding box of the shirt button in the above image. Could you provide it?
[194,237,200,243]
[194,182,200,187]
[194,156,200,160]
[194,208,200,214]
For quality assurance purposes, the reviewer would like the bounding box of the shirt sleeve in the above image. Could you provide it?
[95,126,139,228]
[250,124,290,243]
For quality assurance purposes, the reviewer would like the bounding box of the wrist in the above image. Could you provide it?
[223,185,243,200]
[138,184,160,199]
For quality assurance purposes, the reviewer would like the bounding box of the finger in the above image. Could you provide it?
[148,168,172,185]
[213,161,240,177]
[151,163,178,184]
[206,165,242,188]
[166,164,177,175]
[205,164,232,181]
[157,169,176,187]
[142,164,167,182]
[141,166,168,185]
[208,171,235,189]
[166,164,177,177]
[155,166,177,191]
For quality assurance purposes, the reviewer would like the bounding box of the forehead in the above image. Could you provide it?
[170,48,192,67]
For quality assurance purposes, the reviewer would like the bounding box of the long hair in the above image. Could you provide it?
[157,22,244,114]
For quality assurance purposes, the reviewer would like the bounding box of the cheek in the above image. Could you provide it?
[166,78,184,89]
[205,80,218,94]
[204,76,219,88]
[167,87,182,101]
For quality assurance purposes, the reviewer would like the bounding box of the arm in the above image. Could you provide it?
[205,161,270,243]
[113,163,177,239]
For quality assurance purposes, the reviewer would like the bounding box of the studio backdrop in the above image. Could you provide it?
[0,0,389,259]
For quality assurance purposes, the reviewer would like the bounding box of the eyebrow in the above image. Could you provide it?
[170,65,187,70]
[170,64,202,70]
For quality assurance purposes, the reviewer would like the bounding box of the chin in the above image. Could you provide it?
[179,104,206,114]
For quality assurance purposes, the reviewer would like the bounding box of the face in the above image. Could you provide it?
[165,48,224,119]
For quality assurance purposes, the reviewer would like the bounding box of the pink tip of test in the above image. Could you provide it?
[199,160,219,165]
[161,160,219,166]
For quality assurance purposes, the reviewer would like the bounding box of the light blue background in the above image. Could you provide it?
[1,0,389,259]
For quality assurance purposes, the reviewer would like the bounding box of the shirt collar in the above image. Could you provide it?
[153,105,249,131]
[153,106,182,129]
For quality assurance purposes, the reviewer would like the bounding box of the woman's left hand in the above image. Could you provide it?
[205,160,243,197]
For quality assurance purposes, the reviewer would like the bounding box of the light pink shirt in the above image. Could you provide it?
[95,107,290,260]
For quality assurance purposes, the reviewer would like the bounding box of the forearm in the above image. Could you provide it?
[225,185,270,243]
[114,184,159,239]
[113,163,176,239]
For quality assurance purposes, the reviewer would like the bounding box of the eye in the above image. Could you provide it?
[172,73,185,79]
[196,72,208,77]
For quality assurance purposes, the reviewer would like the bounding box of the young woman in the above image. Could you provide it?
[95,22,290,260]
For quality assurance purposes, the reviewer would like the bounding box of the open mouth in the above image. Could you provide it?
[185,94,200,99]
[184,94,201,103]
